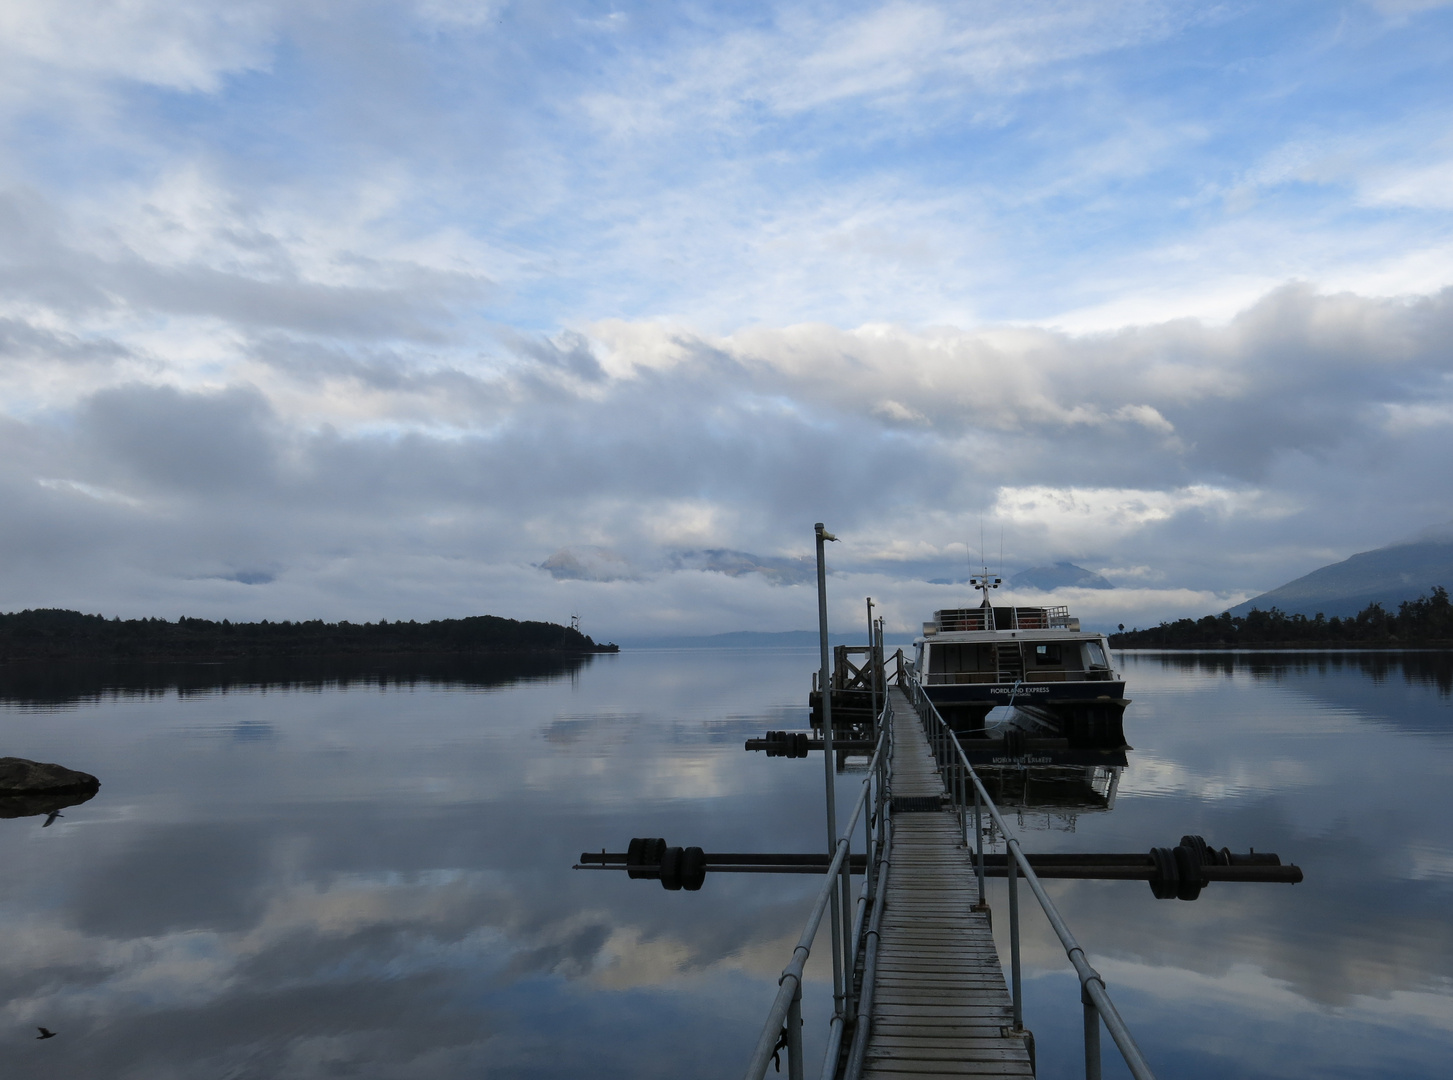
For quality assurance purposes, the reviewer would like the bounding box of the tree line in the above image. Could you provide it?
[1109,587,1453,648]
[0,609,617,662]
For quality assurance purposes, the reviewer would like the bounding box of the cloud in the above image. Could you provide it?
[0,0,278,94]
[1,2,1452,633]
[540,547,638,582]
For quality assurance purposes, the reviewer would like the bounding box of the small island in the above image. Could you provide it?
[1109,587,1453,649]
[0,609,618,663]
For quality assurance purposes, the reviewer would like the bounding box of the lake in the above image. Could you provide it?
[2,648,1451,1078]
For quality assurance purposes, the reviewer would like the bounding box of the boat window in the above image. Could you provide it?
[1033,643,1063,666]
[1085,642,1108,668]
[927,643,994,673]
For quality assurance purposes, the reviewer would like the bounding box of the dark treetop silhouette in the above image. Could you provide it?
[1110,587,1453,648]
[0,610,617,663]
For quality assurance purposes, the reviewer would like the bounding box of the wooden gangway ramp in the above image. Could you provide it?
[861,687,1033,1078]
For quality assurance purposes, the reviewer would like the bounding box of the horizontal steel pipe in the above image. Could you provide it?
[745,738,878,753]
[574,860,1301,883]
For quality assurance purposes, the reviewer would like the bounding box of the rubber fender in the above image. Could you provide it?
[681,846,707,891]
[1148,846,1179,900]
[1179,835,1210,870]
[659,846,685,890]
[1172,844,1204,901]
[627,837,666,879]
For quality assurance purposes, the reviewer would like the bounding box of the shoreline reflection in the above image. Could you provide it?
[0,653,601,708]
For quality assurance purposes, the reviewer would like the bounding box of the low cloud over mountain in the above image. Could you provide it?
[1010,563,1115,591]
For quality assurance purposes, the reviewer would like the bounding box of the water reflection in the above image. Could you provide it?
[976,763,1122,834]
[0,653,598,708]
[1143,648,1453,697]
[0,648,1450,1079]
[0,786,98,822]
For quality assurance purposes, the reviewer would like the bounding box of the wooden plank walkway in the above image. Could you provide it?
[861,688,1034,1078]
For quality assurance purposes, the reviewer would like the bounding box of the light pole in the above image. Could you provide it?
[814,522,843,1017]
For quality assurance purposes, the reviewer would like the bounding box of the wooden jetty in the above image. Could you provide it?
[860,686,1034,1079]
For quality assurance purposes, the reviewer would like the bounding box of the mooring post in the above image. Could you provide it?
[814,522,844,1017]
[866,598,878,734]
[874,618,884,702]
[1008,850,1023,1031]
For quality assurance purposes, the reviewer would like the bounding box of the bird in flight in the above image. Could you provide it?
[36,1027,57,1039]
[43,812,62,827]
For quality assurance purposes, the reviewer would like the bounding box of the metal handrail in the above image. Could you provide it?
[841,813,893,1080]
[905,678,1157,1080]
[743,713,891,1080]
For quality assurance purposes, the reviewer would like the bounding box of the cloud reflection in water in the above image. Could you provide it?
[0,648,1449,1078]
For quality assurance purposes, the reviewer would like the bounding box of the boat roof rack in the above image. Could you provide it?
[928,605,1077,634]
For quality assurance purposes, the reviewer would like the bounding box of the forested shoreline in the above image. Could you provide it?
[1109,587,1453,648]
[0,609,617,662]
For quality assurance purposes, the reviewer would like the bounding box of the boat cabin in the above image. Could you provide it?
[914,606,1115,686]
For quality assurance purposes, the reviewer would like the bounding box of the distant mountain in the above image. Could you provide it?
[1009,563,1114,591]
[1229,524,1453,618]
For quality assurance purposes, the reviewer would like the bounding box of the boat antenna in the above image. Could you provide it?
[970,523,1000,608]
[969,568,1001,607]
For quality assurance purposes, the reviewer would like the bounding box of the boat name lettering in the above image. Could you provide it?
[989,686,1050,694]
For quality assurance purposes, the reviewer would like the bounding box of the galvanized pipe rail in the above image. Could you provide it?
[743,711,893,1080]
[904,672,1157,1080]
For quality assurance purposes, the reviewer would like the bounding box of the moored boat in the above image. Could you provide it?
[911,576,1128,748]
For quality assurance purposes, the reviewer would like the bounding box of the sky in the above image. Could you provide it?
[2,0,1452,637]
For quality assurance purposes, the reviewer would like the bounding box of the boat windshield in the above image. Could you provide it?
[1085,642,1108,669]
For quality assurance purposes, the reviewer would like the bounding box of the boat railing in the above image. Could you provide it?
[922,671,998,685]
[930,608,992,632]
[1045,604,1072,626]
[743,701,893,1080]
[930,605,1076,633]
[903,676,1157,1080]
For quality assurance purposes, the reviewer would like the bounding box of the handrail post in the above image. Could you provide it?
[865,781,878,902]
[814,523,844,1019]
[1083,984,1101,1080]
[1008,844,1023,1031]
[841,836,856,1021]
[973,782,987,909]
[956,762,966,838]
[787,984,804,1080]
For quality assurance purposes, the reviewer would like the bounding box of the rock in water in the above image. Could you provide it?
[0,758,100,820]
[0,757,100,795]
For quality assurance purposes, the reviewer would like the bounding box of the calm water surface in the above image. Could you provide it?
[2,648,1451,1078]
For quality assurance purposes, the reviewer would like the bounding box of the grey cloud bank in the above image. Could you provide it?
[3,270,1452,635]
